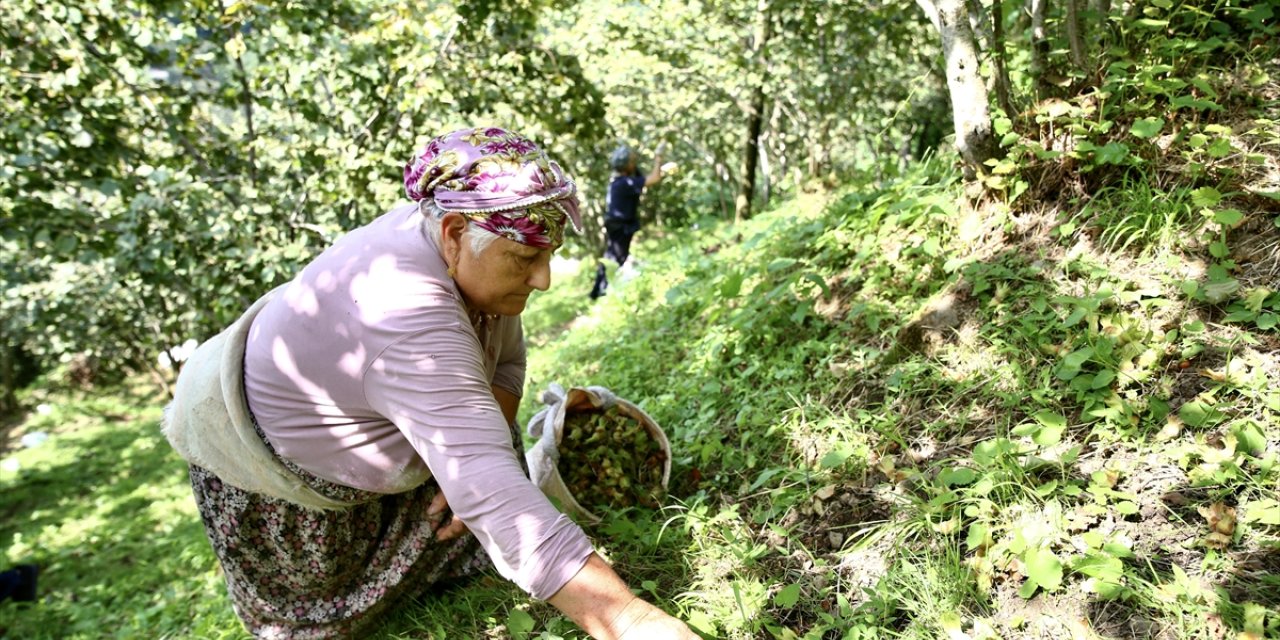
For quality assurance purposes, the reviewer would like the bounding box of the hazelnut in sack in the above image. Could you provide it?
[525,383,672,525]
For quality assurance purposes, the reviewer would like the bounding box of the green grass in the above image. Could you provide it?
[3,157,1279,638]
[0,382,245,639]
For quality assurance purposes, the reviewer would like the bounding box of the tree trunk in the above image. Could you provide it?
[992,0,1014,117]
[916,0,1000,179]
[1029,0,1051,99]
[735,0,772,223]
[0,344,17,417]
[1064,0,1086,71]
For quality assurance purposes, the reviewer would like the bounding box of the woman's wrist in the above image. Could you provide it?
[605,596,648,639]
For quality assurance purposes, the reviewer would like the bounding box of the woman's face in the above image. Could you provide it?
[454,232,555,317]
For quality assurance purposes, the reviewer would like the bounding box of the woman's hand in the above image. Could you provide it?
[548,554,700,639]
[609,598,700,640]
[427,491,469,541]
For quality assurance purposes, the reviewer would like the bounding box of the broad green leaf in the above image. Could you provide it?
[1191,187,1222,208]
[1091,369,1116,389]
[1024,548,1063,590]
[1242,499,1280,525]
[819,447,853,470]
[1092,581,1128,600]
[1179,400,1226,427]
[1074,554,1123,581]
[1034,424,1065,446]
[1063,346,1094,368]
[767,258,798,272]
[1115,501,1139,515]
[1214,208,1244,226]
[1129,117,1164,139]
[966,523,990,551]
[1012,422,1040,437]
[1201,277,1241,303]
[1232,421,1267,456]
[774,583,802,608]
[507,609,535,638]
[939,466,978,487]
[1208,138,1233,157]
[720,271,745,299]
[686,610,718,637]
[1095,142,1130,165]
[1243,288,1273,313]
[1033,410,1067,429]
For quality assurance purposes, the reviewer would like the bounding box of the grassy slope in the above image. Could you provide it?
[2,141,1280,640]
[2,166,1278,639]
[504,159,1280,639]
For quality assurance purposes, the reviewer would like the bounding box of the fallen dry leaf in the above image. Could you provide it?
[1198,502,1237,549]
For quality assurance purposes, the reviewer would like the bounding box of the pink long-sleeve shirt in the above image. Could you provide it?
[242,202,592,600]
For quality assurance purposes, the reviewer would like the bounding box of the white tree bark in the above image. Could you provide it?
[915,0,999,178]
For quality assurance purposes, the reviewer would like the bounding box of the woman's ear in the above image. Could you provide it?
[439,212,469,266]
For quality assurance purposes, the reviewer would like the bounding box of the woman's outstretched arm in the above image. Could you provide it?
[547,553,699,640]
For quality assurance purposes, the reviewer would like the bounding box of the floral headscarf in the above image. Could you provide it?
[404,127,582,248]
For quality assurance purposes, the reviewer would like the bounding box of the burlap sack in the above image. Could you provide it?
[525,383,672,525]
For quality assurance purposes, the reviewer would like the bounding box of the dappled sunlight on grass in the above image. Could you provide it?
[0,387,245,639]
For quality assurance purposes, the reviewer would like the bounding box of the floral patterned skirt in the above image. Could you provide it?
[188,416,517,639]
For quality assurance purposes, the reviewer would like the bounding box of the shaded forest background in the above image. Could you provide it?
[6,0,1270,404]
[2,1,1280,638]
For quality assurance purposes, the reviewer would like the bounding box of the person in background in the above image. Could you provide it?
[163,127,698,639]
[0,563,37,603]
[589,142,675,299]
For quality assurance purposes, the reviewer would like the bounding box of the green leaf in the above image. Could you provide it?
[1232,421,1267,456]
[774,583,801,607]
[1094,142,1130,165]
[1063,346,1094,369]
[686,609,718,637]
[966,523,990,551]
[819,447,853,470]
[1179,400,1226,427]
[507,609,535,638]
[1034,424,1065,446]
[1202,277,1241,303]
[1091,369,1116,389]
[1243,499,1280,525]
[801,273,830,297]
[1191,187,1222,208]
[1243,288,1273,313]
[938,466,978,487]
[720,271,745,299]
[1093,581,1128,600]
[1024,548,1063,591]
[1103,542,1135,559]
[1074,554,1124,581]
[766,258,798,272]
[1214,209,1244,226]
[1033,410,1067,430]
[1012,422,1040,437]
[1115,501,1139,515]
[1208,138,1233,158]
[1258,313,1278,330]
[1129,117,1164,139]
[1173,95,1223,111]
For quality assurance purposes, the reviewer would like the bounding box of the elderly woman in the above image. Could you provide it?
[163,127,697,639]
